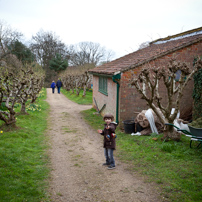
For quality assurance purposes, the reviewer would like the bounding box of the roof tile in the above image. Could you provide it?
[89,27,202,75]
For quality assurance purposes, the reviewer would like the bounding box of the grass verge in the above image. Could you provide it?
[61,88,92,105]
[81,108,202,202]
[0,88,50,202]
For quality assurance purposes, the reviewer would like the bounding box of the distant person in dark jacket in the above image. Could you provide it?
[97,114,117,170]
[56,79,62,94]
[50,80,56,93]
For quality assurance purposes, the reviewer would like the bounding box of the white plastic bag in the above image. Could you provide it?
[145,109,158,134]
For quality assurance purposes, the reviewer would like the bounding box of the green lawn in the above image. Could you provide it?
[81,108,202,202]
[0,88,50,202]
[61,88,93,105]
[1,88,202,202]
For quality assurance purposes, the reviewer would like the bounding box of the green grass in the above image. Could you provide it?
[0,88,50,202]
[81,108,202,202]
[61,88,92,105]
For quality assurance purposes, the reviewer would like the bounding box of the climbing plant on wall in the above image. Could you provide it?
[192,56,202,120]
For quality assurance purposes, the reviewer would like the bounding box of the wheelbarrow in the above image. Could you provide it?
[165,123,202,148]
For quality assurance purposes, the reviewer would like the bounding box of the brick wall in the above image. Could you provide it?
[91,41,202,127]
[119,41,202,126]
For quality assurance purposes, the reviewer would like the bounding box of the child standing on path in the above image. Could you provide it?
[97,114,117,170]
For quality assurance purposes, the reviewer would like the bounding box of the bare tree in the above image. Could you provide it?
[0,20,23,59]
[131,58,202,141]
[30,30,68,65]
[82,71,91,97]
[61,74,75,93]
[0,20,23,72]
[60,64,92,97]
[18,64,45,113]
[30,30,69,86]
[68,41,114,66]
[0,65,45,124]
[0,68,27,125]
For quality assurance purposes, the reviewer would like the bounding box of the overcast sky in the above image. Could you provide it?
[0,0,202,59]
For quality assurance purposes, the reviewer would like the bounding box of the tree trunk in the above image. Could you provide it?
[21,102,26,113]
[5,112,16,126]
[76,88,81,96]
[76,87,79,95]
[82,85,86,97]
[161,124,181,141]
[31,97,37,103]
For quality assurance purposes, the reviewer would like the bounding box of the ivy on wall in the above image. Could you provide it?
[192,56,202,120]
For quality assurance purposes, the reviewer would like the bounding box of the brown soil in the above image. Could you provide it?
[45,88,163,202]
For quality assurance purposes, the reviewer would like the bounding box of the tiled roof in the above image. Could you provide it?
[89,27,202,76]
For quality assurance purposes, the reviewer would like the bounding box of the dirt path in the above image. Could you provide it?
[46,88,162,202]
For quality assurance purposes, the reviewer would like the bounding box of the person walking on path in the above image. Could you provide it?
[50,80,56,94]
[56,78,62,94]
[97,114,117,170]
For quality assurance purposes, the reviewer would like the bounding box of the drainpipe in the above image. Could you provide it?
[112,72,121,124]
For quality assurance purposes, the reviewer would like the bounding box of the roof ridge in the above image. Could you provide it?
[150,26,202,44]
[123,36,202,73]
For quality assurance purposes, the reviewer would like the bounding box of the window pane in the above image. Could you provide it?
[99,76,108,95]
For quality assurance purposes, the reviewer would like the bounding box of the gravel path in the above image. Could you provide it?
[45,88,162,202]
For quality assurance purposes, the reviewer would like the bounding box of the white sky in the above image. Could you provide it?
[0,0,202,59]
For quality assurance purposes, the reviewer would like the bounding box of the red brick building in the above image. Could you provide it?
[89,27,202,126]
